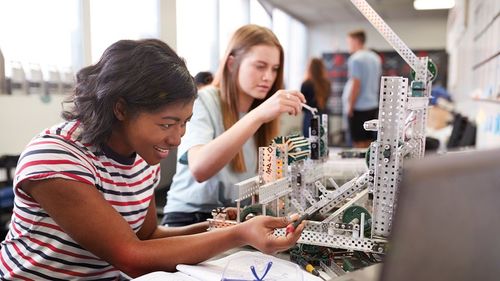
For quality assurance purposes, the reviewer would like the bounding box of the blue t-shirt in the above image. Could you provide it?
[164,87,257,213]
[342,49,382,112]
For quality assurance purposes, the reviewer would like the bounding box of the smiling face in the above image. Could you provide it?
[107,100,194,165]
[237,44,281,102]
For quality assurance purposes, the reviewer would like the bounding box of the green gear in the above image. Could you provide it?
[410,59,437,82]
[342,206,372,237]
[239,204,276,221]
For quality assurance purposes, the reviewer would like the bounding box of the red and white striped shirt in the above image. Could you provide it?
[0,120,160,280]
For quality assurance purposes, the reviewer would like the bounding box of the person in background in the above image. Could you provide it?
[0,47,5,93]
[163,24,306,227]
[0,39,304,280]
[301,57,331,137]
[194,71,214,90]
[342,29,382,148]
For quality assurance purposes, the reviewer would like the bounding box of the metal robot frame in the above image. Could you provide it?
[208,0,435,255]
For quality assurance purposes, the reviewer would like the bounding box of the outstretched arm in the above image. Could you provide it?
[188,90,306,182]
[135,197,210,240]
[22,178,304,277]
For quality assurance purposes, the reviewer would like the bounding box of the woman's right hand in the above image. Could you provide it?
[236,215,305,255]
[251,90,306,124]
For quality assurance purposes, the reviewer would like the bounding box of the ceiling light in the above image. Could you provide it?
[413,0,455,10]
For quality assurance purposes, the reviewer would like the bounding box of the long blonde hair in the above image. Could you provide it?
[305,58,330,110]
[213,24,283,173]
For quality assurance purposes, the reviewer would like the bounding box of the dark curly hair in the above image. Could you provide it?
[63,39,197,145]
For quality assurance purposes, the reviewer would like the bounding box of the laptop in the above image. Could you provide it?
[332,148,500,281]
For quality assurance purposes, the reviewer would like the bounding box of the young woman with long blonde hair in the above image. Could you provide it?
[163,24,306,226]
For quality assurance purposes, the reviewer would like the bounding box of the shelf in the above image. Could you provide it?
[472,97,500,104]
[473,11,500,41]
[472,50,500,70]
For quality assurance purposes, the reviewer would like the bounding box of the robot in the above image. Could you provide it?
[208,0,437,256]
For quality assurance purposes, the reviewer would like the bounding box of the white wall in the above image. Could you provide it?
[159,0,177,50]
[308,17,448,56]
[446,0,500,148]
[0,95,66,155]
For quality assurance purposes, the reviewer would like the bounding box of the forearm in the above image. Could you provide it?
[149,222,209,239]
[349,91,359,111]
[349,79,361,111]
[23,180,292,279]
[189,112,262,181]
[123,225,245,276]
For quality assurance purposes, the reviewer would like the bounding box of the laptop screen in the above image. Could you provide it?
[380,148,500,281]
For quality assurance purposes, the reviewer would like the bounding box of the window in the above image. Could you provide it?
[175,0,304,82]
[218,0,250,58]
[176,0,218,74]
[0,0,79,75]
[272,9,307,90]
[89,0,159,62]
[250,0,271,28]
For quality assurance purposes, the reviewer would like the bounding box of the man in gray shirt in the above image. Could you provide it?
[342,29,382,148]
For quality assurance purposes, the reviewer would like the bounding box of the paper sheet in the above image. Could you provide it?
[177,251,325,281]
[132,271,199,281]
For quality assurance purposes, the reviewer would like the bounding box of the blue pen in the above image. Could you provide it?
[221,261,273,281]
[251,261,273,280]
